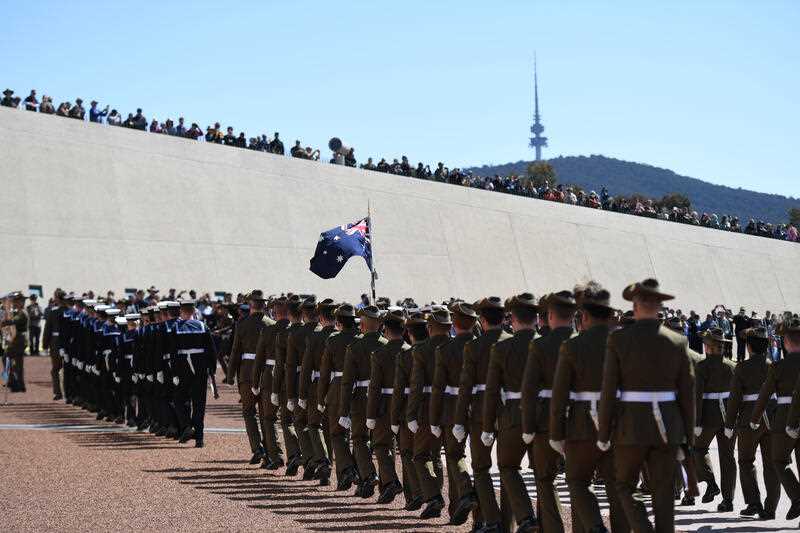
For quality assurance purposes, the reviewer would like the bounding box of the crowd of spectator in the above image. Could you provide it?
[3,86,798,242]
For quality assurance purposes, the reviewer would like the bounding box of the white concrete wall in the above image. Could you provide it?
[1,106,798,314]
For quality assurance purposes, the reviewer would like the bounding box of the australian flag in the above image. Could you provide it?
[309,217,373,279]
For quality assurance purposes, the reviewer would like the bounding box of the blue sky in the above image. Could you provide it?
[2,1,797,196]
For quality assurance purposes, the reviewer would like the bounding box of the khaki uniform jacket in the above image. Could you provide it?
[597,319,695,446]
[272,322,303,397]
[430,332,474,427]
[251,317,286,387]
[751,352,800,434]
[485,329,537,433]
[227,311,266,384]
[787,371,800,429]
[407,335,450,424]
[367,338,407,420]
[340,331,386,418]
[521,326,575,435]
[550,324,610,441]
[724,353,772,430]
[299,324,336,405]
[695,353,736,427]
[455,328,511,427]
[317,328,358,409]
[391,343,417,426]
[286,321,318,400]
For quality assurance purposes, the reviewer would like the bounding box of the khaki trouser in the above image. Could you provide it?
[279,391,300,461]
[469,417,498,525]
[238,382,262,453]
[328,396,355,479]
[294,405,314,468]
[615,444,678,533]
[258,369,282,463]
[350,395,375,481]
[398,423,422,504]
[497,424,534,525]
[373,411,398,487]
[737,425,780,513]
[565,440,628,533]
[413,422,443,501]
[532,433,565,533]
[771,432,800,502]
[442,426,474,517]
[694,425,736,502]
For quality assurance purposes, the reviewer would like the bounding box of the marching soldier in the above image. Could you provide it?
[521,290,577,533]
[724,326,779,520]
[252,297,289,469]
[366,308,406,503]
[390,312,426,511]
[317,303,360,490]
[484,293,540,533]
[430,301,479,525]
[46,290,67,400]
[299,298,338,485]
[597,279,695,533]
[272,295,304,475]
[286,296,320,479]
[226,290,269,464]
[752,317,800,521]
[454,296,511,532]
[550,283,628,533]
[693,327,737,511]
[2,292,29,392]
[339,305,387,498]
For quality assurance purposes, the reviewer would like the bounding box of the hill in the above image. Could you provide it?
[467,155,799,225]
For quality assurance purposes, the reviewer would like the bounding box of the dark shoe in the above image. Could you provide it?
[337,466,358,491]
[249,448,265,465]
[148,423,159,434]
[702,481,720,503]
[285,454,302,476]
[302,463,318,481]
[126,418,136,427]
[53,394,63,401]
[154,427,167,437]
[136,421,149,431]
[359,476,377,499]
[262,457,284,470]
[420,495,445,519]
[739,503,762,517]
[449,492,479,525]
[165,426,179,439]
[318,467,331,487]
[404,495,423,511]
[478,523,500,533]
[377,480,403,504]
[64,397,72,404]
[195,440,204,448]
[96,411,105,421]
[680,495,695,506]
[787,499,800,520]
[717,500,733,512]
[758,510,775,520]
[178,427,195,443]
[587,526,609,533]
[515,516,539,533]
[114,416,125,424]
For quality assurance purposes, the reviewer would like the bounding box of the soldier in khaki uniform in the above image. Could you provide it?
[226,290,269,464]
[693,327,737,511]
[271,295,304,475]
[366,308,406,504]
[597,279,695,533]
[454,297,511,532]
[317,303,359,491]
[483,293,540,533]
[47,290,67,400]
[521,290,577,533]
[286,296,319,479]
[338,305,387,498]
[299,298,338,486]
[252,296,289,469]
[724,326,779,519]
[390,312,426,511]
[430,302,479,526]
[2,292,29,392]
[550,283,628,533]
[752,317,800,521]
[408,307,451,519]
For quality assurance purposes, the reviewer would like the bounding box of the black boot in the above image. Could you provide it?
[702,481,720,503]
[249,447,265,465]
[302,463,318,481]
[515,516,539,533]
[404,495,423,511]
[336,466,358,491]
[739,503,762,516]
[178,427,195,443]
[317,465,331,486]
[420,495,445,519]
[376,480,403,504]
[449,491,479,525]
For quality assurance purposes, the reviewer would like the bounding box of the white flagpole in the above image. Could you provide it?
[367,199,377,304]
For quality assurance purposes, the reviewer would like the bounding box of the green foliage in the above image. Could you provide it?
[789,207,800,227]
[657,193,691,210]
[526,161,557,189]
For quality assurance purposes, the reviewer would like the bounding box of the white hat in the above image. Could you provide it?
[124,313,141,320]
[94,304,110,312]
[114,317,128,325]
[105,308,121,316]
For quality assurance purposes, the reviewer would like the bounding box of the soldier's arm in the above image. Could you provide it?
[272,335,285,396]
[390,354,405,426]
[549,343,573,441]
[251,329,267,385]
[339,345,356,418]
[521,340,542,435]
[454,342,476,426]
[724,364,744,429]
[299,336,314,402]
[227,321,243,383]
[482,344,502,433]
[786,373,800,429]
[285,334,299,400]
[366,351,381,420]
[205,330,218,375]
[317,341,333,408]
[597,333,621,443]
[429,345,446,427]
[750,365,777,425]
[694,360,705,426]
[406,347,424,422]
[677,343,696,443]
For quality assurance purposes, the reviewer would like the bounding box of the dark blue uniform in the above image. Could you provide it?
[173,318,217,444]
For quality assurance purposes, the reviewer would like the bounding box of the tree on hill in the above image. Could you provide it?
[656,192,691,211]
[526,161,557,189]
[789,207,800,227]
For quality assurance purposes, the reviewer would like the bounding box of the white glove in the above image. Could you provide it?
[787,426,800,440]
[549,439,565,457]
[480,431,495,447]
[172,376,179,386]
[298,399,307,410]
[251,387,260,396]
[452,424,466,442]
[338,416,351,430]
[132,374,139,384]
[147,374,154,382]
[76,361,83,370]
[59,348,66,358]
[83,364,90,374]
[694,426,702,437]
[430,425,442,438]
[287,399,296,412]
[407,420,419,434]
[597,440,611,452]
[366,418,376,430]
[723,427,734,439]
[749,422,760,431]
[391,424,399,434]
[156,371,164,384]
[114,374,121,384]
[93,365,100,376]
[317,403,325,413]
[270,393,279,406]
[522,433,535,445]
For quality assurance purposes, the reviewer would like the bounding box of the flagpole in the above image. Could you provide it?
[367,199,377,304]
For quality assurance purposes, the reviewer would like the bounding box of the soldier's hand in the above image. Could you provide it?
[172,376,180,386]
[298,399,307,410]
[787,426,800,440]
[430,425,442,438]
[723,427,734,439]
[317,403,325,413]
[522,433,535,445]
[287,399,296,412]
[270,393,279,406]
[391,424,399,434]
[132,374,139,384]
[147,374,154,382]
[596,440,611,452]
[480,431,495,447]
[407,420,419,434]
[251,386,260,397]
[338,416,351,430]
[452,424,466,442]
[693,426,702,437]
[93,365,100,376]
[225,376,235,386]
[114,374,121,384]
[749,422,760,431]
[156,371,164,384]
[549,439,565,457]
[366,418,376,430]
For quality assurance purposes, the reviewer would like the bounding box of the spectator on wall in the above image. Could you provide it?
[68,98,85,120]
[132,108,147,130]
[23,90,38,111]
[39,95,55,114]
[269,132,284,154]
[89,101,109,123]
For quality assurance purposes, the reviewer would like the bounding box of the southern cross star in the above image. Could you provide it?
[336,255,344,263]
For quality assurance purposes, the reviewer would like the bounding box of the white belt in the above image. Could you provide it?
[702,392,730,400]
[501,389,522,404]
[52,332,60,337]
[741,394,759,402]
[162,354,170,360]
[242,353,256,360]
[265,358,276,367]
[102,349,112,355]
[403,387,411,395]
[178,348,204,355]
[472,384,486,394]
[444,385,459,395]
[777,396,792,405]
[354,380,370,388]
[422,386,432,393]
[330,371,343,382]
[311,370,321,382]
[124,354,133,360]
[381,387,394,395]
[570,390,602,430]
[619,390,677,444]
[539,389,553,398]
